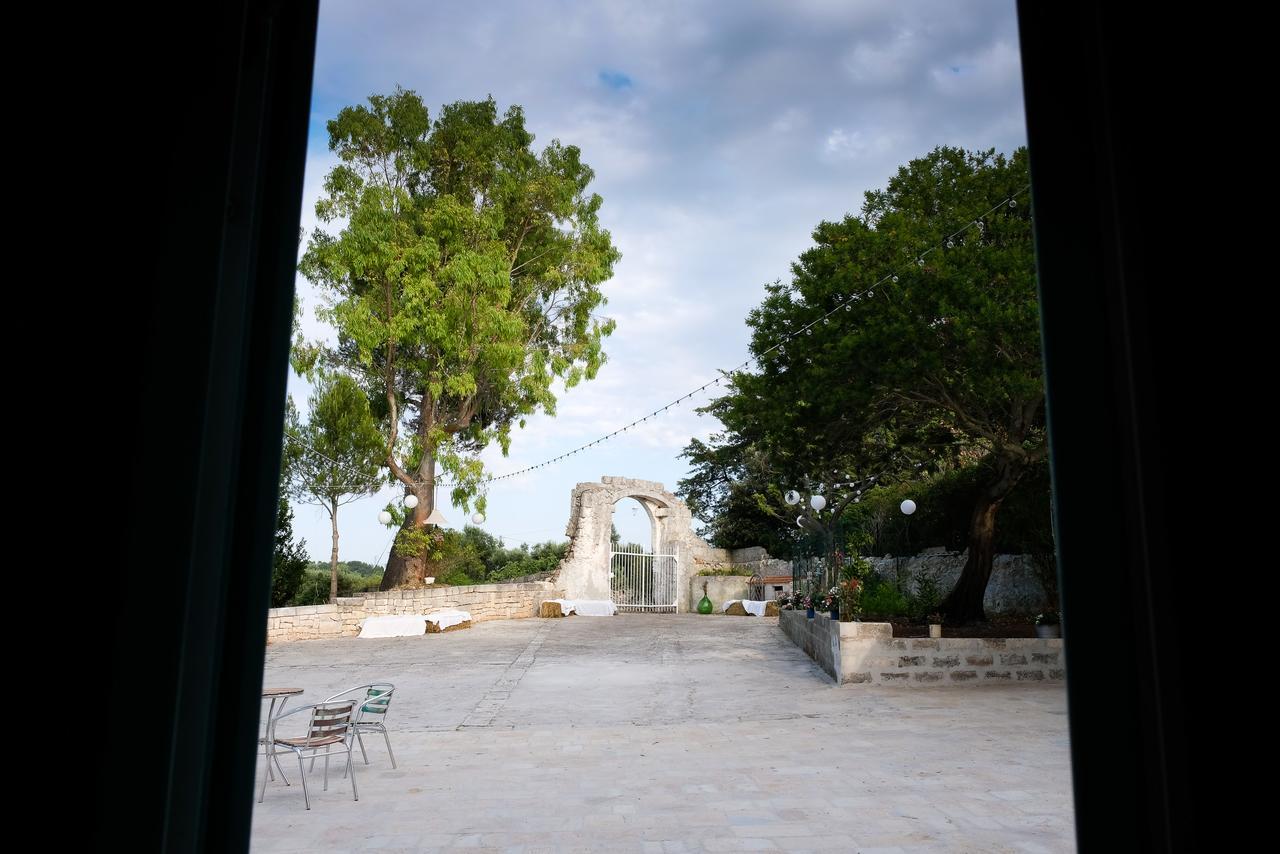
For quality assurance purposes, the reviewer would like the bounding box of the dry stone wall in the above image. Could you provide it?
[265,581,556,643]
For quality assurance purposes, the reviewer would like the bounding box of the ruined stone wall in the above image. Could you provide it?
[868,549,1053,616]
[553,476,787,612]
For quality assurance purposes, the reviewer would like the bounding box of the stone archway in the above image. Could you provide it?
[552,476,748,612]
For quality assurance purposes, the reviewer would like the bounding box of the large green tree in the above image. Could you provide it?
[298,88,620,589]
[289,374,386,602]
[695,147,1042,622]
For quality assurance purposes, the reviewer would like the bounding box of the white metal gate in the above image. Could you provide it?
[609,551,678,612]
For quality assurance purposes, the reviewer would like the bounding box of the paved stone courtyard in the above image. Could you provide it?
[251,615,1076,852]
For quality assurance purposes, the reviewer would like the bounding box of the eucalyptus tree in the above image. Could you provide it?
[299,88,620,588]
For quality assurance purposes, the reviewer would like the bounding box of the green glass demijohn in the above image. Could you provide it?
[697,580,714,614]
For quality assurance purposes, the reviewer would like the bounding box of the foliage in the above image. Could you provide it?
[859,577,911,620]
[289,373,387,601]
[1036,609,1060,625]
[408,526,569,586]
[298,87,620,586]
[394,525,443,561]
[680,146,1044,623]
[289,375,385,508]
[831,459,1052,556]
[695,565,753,576]
[911,572,944,620]
[837,577,864,621]
[270,497,310,608]
[819,585,840,612]
[289,569,384,607]
[306,560,384,577]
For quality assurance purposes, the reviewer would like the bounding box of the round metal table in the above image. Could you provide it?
[261,687,304,783]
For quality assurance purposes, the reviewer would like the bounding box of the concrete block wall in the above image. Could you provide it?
[265,581,557,643]
[779,610,1065,686]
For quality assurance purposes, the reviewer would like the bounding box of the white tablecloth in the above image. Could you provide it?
[721,599,769,616]
[358,615,427,638]
[425,609,472,630]
[550,599,617,616]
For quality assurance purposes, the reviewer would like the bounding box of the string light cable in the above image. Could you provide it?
[284,186,1030,490]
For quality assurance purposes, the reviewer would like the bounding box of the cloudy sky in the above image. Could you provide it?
[287,0,1028,564]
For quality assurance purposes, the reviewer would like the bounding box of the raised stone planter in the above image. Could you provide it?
[779,610,1065,685]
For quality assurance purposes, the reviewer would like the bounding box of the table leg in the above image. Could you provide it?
[271,697,291,784]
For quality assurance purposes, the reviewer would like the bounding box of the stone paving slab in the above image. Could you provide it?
[252,615,1076,852]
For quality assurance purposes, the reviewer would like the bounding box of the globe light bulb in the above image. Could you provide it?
[403,494,418,509]
[471,513,486,525]
[900,499,917,515]
[378,511,392,525]
[784,490,801,506]
[810,494,827,512]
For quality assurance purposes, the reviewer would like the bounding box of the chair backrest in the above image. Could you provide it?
[360,684,395,717]
[306,701,356,742]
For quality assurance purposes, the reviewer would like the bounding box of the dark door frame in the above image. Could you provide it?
[100,1,1195,849]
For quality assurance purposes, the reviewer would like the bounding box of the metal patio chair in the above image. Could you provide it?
[321,683,398,771]
[259,700,359,809]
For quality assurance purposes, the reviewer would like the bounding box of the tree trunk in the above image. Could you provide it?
[379,451,435,590]
[328,501,340,604]
[940,452,1027,624]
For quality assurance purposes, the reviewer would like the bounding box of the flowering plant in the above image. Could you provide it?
[821,586,840,611]
[837,577,863,621]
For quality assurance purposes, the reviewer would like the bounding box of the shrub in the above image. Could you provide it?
[859,577,911,620]
[287,569,385,606]
[908,572,944,621]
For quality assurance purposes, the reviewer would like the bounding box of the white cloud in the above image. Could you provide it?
[286,0,1028,563]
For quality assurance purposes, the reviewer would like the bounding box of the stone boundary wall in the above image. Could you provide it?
[687,575,751,612]
[266,581,557,643]
[867,550,1052,616]
[779,610,1065,686]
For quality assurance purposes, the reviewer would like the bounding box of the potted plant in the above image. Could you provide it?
[824,587,840,620]
[927,612,944,639]
[1035,610,1061,638]
[804,593,815,619]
